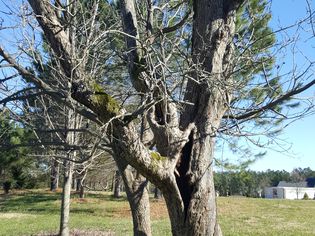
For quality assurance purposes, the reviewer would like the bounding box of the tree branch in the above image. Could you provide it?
[224,78,315,120]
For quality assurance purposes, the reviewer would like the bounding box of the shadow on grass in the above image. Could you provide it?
[0,192,61,214]
[0,191,129,216]
[78,192,128,202]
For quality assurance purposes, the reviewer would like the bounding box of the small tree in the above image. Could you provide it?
[303,193,309,200]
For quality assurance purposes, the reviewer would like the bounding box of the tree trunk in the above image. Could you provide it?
[59,160,73,236]
[50,159,59,192]
[79,184,84,199]
[24,1,242,236]
[158,1,239,235]
[115,157,152,236]
[124,172,151,236]
[154,186,162,200]
[71,178,76,190]
[113,170,122,198]
[76,178,81,192]
[160,132,222,236]
[75,178,85,198]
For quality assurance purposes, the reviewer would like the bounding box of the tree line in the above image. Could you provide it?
[214,168,315,197]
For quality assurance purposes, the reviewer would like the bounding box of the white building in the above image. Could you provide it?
[264,181,315,200]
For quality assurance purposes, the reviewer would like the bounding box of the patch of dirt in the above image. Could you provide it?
[112,199,168,219]
[150,200,168,219]
[71,198,97,203]
[35,229,115,236]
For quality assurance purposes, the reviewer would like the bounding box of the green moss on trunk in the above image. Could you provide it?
[91,83,120,121]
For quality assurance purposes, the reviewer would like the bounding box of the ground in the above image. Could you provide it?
[1,190,315,235]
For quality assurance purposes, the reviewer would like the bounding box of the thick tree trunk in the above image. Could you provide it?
[161,134,222,236]
[159,1,239,235]
[113,170,122,198]
[50,159,59,192]
[59,160,73,236]
[114,157,152,236]
[124,173,151,236]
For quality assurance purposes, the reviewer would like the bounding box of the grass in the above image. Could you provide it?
[218,197,315,236]
[1,190,315,235]
[0,189,170,236]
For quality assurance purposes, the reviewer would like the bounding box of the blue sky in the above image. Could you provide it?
[247,0,315,171]
[215,0,315,172]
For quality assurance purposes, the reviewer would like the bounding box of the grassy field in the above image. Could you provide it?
[1,190,315,236]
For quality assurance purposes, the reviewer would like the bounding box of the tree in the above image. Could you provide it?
[1,1,153,235]
[1,0,315,235]
[0,110,39,192]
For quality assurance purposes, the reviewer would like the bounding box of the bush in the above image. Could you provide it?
[303,193,309,200]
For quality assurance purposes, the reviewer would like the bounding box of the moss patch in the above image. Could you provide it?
[150,152,167,161]
[91,83,120,120]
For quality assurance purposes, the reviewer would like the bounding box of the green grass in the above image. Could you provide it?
[1,190,315,235]
[218,197,315,236]
[0,190,168,236]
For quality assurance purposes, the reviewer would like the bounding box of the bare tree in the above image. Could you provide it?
[0,1,153,235]
[1,0,315,235]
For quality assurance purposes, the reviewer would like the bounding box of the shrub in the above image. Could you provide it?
[303,193,309,200]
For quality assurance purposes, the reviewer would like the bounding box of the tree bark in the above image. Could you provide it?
[79,184,85,199]
[113,170,122,198]
[160,129,222,236]
[59,160,73,236]
[75,178,85,198]
[50,158,59,192]
[75,178,81,192]
[154,186,162,200]
[158,1,241,235]
[59,109,81,236]
[115,157,152,236]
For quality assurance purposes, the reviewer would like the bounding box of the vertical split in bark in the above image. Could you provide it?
[175,131,194,220]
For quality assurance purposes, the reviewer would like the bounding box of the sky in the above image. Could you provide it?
[244,0,315,171]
